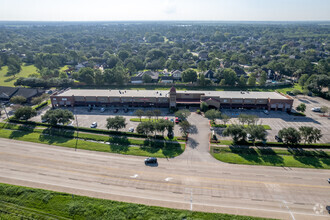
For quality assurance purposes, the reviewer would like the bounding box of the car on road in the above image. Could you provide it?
[275,135,283,142]
[164,117,168,120]
[128,127,134,132]
[328,178,330,184]
[263,110,269,115]
[311,107,321,112]
[90,122,97,128]
[100,107,105,113]
[114,109,118,113]
[145,157,157,165]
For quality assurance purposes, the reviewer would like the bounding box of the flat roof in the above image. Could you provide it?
[57,89,169,98]
[56,89,288,100]
[177,90,288,99]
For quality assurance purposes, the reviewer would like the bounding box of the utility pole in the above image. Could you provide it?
[73,106,79,151]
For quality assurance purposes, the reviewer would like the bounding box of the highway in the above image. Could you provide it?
[0,137,329,220]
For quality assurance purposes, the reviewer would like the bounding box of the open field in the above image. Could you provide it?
[211,146,330,169]
[0,183,270,220]
[0,64,39,87]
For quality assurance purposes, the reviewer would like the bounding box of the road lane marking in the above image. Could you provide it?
[1,150,329,190]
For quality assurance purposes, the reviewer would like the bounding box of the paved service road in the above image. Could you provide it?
[0,138,329,220]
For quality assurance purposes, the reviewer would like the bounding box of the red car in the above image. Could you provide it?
[175,117,181,123]
[164,117,168,120]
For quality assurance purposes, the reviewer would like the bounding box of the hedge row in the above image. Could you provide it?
[33,100,49,111]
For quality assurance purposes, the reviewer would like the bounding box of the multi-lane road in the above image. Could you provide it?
[0,132,329,220]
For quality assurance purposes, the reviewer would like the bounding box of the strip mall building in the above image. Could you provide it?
[51,87,294,111]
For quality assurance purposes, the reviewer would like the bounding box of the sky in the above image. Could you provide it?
[0,0,329,21]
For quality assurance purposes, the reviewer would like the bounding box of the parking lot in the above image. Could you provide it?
[31,106,183,136]
[214,95,330,143]
[30,94,330,143]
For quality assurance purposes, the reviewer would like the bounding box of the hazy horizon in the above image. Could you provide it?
[1,0,330,22]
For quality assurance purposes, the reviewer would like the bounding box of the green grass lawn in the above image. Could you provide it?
[211,124,272,130]
[0,125,185,158]
[0,183,271,220]
[0,64,39,87]
[211,146,330,169]
[59,65,70,72]
[130,118,165,122]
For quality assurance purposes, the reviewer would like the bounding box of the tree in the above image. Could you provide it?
[222,68,237,85]
[221,114,230,125]
[178,120,191,137]
[247,74,256,86]
[10,96,26,104]
[204,109,221,122]
[155,119,166,136]
[135,109,144,122]
[198,74,211,86]
[222,125,247,143]
[296,103,306,113]
[77,67,94,84]
[182,69,197,83]
[31,96,43,105]
[219,79,226,86]
[14,106,36,120]
[42,109,74,126]
[238,114,249,125]
[298,74,309,87]
[200,101,209,112]
[142,74,153,83]
[174,109,191,121]
[246,115,259,125]
[278,127,301,145]
[246,125,266,145]
[299,126,322,144]
[259,71,267,86]
[238,75,247,87]
[136,121,155,136]
[7,57,21,77]
[145,110,154,121]
[320,106,329,116]
[153,109,161,119]
[106,116,126,131]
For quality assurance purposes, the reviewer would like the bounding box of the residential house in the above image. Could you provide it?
[160,76,174,84]
[171,70,182,81]
[202,70,217,82]
[130,71,159,83]
[0,86,44,103]
[198,51,208,61]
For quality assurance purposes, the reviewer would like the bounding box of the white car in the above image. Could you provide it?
[263,110,269,115]
[311,107,321,112]
[128,127,134,132]
[90,122,97,128]
[100,107,105,113]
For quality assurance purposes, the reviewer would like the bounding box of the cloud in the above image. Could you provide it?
[163,0,177,14]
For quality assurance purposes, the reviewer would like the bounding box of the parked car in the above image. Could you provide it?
[275,135,283,142]
[100,107,105,113]
[90,122,97,128]
[88,106,93,112]
[164,117,168,120]
[247,134,254,141]
[311,107,321,112]
[170,118,174,123]
[328,178,330,184]
[145,157,157,165]
[41,118,48,123]
[124,108,129,113]
[263,110,269,115]
[114,109,118,113]
[128,127,134,132]
[175,117,181,124]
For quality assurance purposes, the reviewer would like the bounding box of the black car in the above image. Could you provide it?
[145,157,157,165]
[275,135,283,142]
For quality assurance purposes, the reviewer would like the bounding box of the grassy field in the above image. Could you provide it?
[0,183,271,220]
[211,146,330,169]
[0,64,39,87]
[0,124,185,158]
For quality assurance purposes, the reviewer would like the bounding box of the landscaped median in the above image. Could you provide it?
[0,183,272,220]
[210,122,271,130]
[210,146,330,169]
[0,122,185,158]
